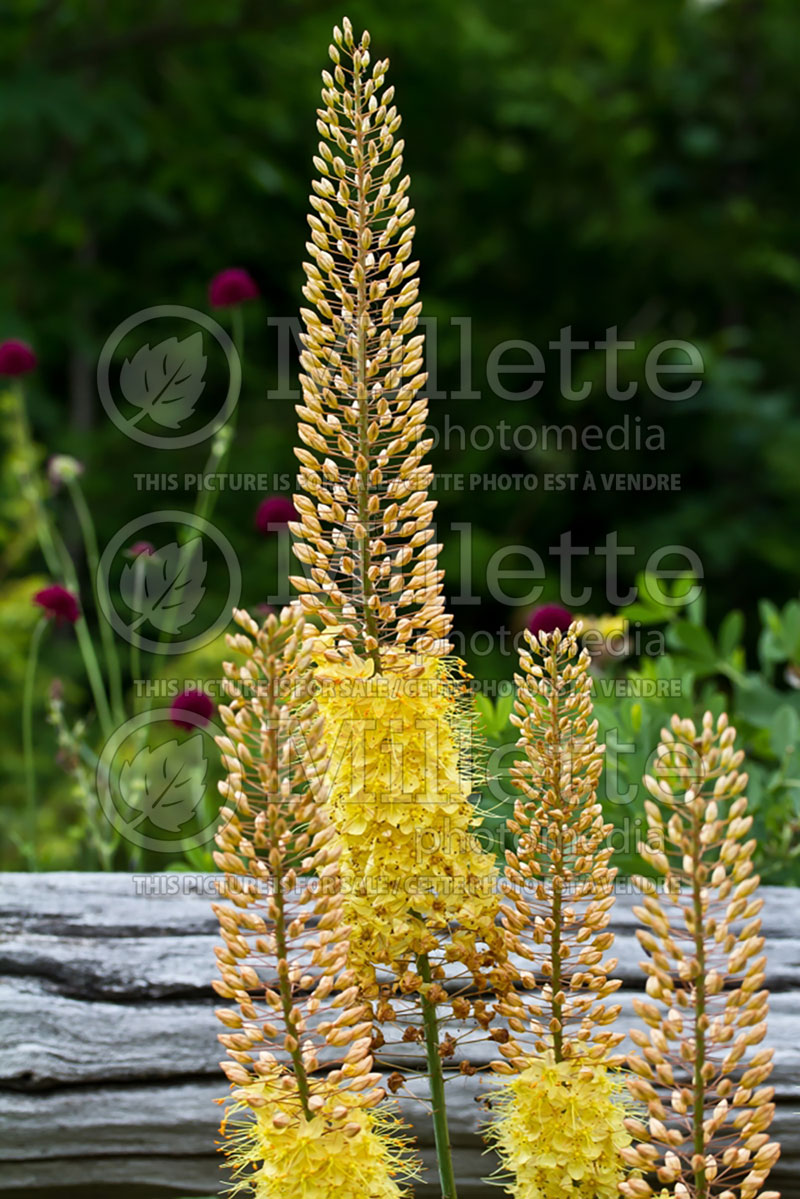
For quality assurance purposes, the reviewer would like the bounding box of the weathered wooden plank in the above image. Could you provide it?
[0,1078,797,1195]
[4,977,800,1098]
[1,873,796,1198]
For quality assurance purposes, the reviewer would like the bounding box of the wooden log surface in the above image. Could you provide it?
[0,873,797,1198]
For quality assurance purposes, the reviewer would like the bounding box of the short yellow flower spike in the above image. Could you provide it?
[312,646,502,984]
[486,1055,634,1199]
[223,1072,418,1199]
[495,623,623,1067]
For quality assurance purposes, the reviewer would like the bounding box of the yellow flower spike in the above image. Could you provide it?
[486,1054,634,1199]
[311,646,502,985]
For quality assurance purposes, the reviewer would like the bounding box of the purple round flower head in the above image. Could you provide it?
[34,584,80,625]
[208,268,260,308]
[527,604,572,638]
[255,495,298,535]
[0,339,37,376]
[170,688,214,730]
[125,540,155,559]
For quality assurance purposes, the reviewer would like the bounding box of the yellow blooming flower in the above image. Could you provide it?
[223,1072,417,1199]
[486,1054,634,1199]
[310,645,501,983]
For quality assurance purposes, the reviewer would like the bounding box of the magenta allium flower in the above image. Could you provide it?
[255,495,298,535]
[125,540,155,558]
[34,584,80,625]
[170,688,214,730]
[208,268,260,308]
[527,604,572,638]
[0,339,37,376]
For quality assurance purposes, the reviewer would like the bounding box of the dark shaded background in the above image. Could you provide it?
[3,0,800,866]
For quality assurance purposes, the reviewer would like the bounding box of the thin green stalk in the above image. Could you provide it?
[66,476,125,724]
[129,555,145,694]
[13,400,115,738]
[142,303,244,713]
[10,383,62,576]
[45,522,114,737]
[417,953,458,1199]
[22,617,48,870]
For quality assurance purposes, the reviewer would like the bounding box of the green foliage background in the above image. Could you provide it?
[2,0,800,872]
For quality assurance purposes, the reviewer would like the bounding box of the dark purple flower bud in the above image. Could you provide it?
[208,268,260,308]
[526,604,572,638]
[0,339,37,376]
[255,495,298,535]
[170,688,214,730]
[34,584,80,625]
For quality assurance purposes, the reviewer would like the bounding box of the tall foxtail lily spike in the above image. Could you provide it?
[486,623,633,1199]
[289,23,504,1199]
[620,712,781,1199]
[289,17,503,993]
[213,605,418,1199]
[290,17,447,664]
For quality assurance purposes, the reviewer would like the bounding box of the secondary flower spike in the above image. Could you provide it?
[214,605,418,1199]
[620,712,781,1199]
[487,622,632,1199]
[495,621,624,1066]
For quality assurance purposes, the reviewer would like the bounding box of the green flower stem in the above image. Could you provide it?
[129,556,146,696]
[192,304,243,529]
[142,303,244,712]
[22,617,48,870]
[46,522,114,738]
[11,388,115,737]
[417,953,458,1199]
[11,384,62,577]
[65,476,125,725]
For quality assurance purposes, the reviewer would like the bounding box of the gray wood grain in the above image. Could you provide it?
[1,873,796,1197]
